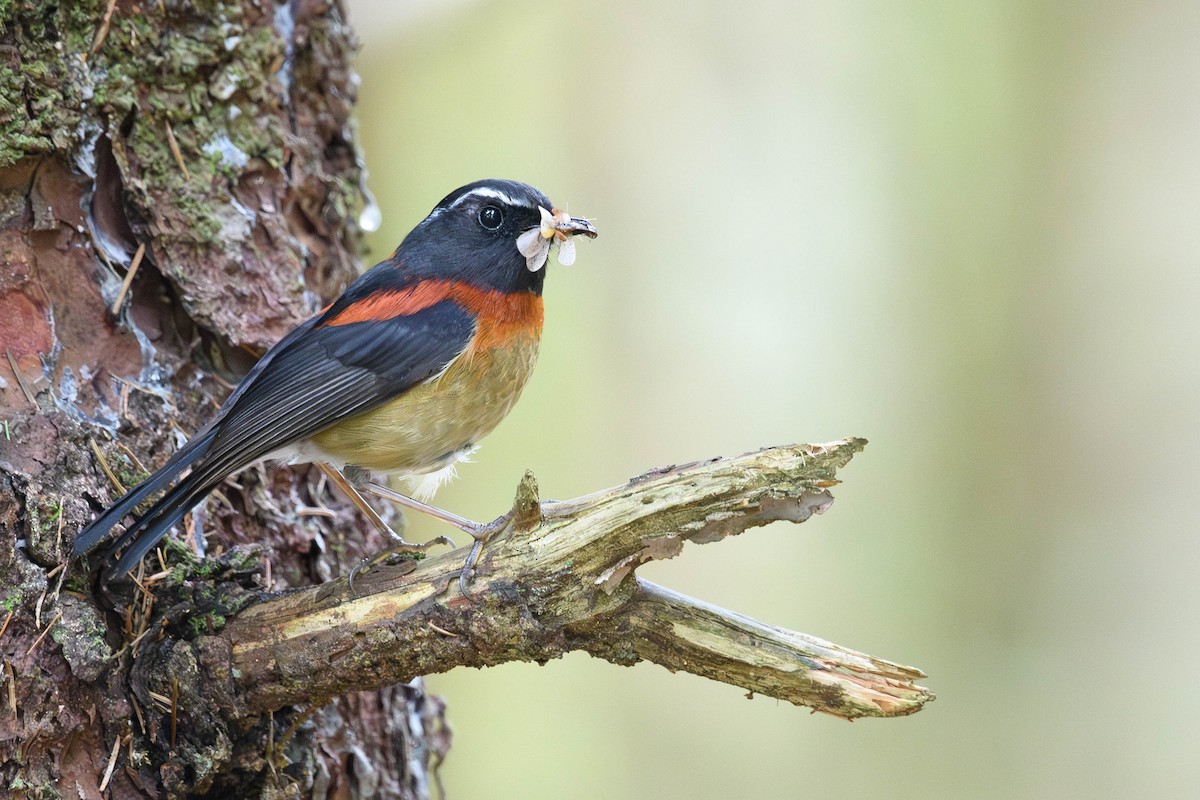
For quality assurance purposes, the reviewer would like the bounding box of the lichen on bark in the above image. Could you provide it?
[0,2,446,797]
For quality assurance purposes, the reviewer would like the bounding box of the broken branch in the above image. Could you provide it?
[218,439,933,719]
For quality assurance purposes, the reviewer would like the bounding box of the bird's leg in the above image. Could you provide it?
[363,481,510,599]
[317,463,453,552]
[362,481,478,532]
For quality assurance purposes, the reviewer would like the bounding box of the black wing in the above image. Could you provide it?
[84,298,477,578]
[200,298,476,478]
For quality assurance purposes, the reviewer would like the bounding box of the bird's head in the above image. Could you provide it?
[394,179,597,295]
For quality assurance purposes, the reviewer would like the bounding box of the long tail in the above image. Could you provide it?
[72,429,217,568]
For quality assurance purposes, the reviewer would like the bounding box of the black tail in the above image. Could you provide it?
[73,430,217,573]
[99,467,225,579]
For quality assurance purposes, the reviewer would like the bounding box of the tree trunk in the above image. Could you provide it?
[0,2,446,797]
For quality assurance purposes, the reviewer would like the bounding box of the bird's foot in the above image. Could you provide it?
[458,515,514,602]
[348,533,456,595]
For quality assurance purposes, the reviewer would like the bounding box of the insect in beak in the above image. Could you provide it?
[516,206,598,271]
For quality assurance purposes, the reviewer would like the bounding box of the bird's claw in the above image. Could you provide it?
[381,531,456,551]
[458,516,512,602]
[349,534,456,596]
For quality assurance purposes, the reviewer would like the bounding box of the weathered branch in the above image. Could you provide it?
[219,439,933,719]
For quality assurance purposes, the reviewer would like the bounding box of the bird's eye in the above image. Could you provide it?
[478,205,504,231]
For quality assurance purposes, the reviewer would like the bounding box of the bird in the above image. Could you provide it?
[73,178,597,585]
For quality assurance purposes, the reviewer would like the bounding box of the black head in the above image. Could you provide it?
[392,179,596,295]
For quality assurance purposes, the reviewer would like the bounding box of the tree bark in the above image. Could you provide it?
[0,2,446,797]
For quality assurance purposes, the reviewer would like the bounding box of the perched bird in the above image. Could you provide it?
[73,179,597,582]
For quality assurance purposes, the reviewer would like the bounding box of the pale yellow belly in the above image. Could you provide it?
[310,336,540,475]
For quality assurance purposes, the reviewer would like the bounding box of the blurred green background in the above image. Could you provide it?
[345,1,1200,797]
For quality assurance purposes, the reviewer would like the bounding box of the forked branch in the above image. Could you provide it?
[218,438,934,719]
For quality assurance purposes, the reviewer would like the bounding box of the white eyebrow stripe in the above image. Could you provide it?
[449,186,531,209]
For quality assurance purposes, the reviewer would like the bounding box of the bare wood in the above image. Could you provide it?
[589,581,929,717]
[222,439,934,719]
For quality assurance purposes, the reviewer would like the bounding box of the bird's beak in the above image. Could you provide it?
[520,207,597,270]
[554,215,598,239]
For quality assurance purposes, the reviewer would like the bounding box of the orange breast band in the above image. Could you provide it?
[322,280,543,347]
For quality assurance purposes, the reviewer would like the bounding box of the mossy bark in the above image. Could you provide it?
[0,2,444,797]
